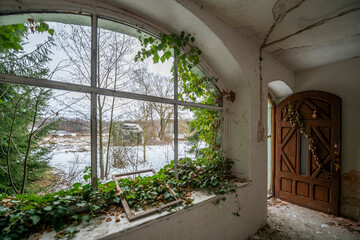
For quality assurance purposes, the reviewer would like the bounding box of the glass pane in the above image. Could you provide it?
[178,106,221,160]
[97,18,174,98]
[0,13,92,85]
[300,133,308,176]
[178,66,221,106]
[97,95,174,179]
[0,82,90,194]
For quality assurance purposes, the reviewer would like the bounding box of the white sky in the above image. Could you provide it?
[22,22,178,121]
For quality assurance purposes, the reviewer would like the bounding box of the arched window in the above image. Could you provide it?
[0,12,222,192]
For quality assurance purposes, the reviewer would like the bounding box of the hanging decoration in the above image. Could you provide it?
[282,103,330,176]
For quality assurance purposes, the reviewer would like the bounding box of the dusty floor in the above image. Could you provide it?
[249,198,360,240]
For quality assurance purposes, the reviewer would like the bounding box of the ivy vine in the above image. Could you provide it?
[134,30,241,214]
[0,157,239,239]
[282,104,329,175]
[134,31,234,158]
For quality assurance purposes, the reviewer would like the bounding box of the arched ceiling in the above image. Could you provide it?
[0,0,249,89]
[189,0,360,72]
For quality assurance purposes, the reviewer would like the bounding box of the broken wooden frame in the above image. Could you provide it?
[112,169,182,221]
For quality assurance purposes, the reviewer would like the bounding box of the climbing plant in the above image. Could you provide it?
[134,31,234,158]
[0,157,238,239]
[282,103,329,175]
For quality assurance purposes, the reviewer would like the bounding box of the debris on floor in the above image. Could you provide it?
[248,198,360,240]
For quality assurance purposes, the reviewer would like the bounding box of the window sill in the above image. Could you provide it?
[35,182,250,240]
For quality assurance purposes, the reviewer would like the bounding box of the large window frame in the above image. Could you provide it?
[0,13,223,189]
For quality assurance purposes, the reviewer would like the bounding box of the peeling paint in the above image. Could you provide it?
[340,170,360,221]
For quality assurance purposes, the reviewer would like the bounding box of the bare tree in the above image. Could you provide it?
[56,24,138,179]
[132,68,174,142]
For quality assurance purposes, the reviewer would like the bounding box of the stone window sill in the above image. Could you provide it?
[37,182,250,240]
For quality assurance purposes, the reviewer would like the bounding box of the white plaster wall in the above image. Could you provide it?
[295,57,360,220]
[107,185,265,240]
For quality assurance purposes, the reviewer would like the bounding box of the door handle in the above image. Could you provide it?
[333,150,340,172]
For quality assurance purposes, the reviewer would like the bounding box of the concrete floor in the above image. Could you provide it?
[249,198,360,240]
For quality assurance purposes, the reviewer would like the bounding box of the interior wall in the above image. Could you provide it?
[107,186,264,240]
[295,57,360,220]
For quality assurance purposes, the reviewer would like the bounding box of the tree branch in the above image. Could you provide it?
[5,89,33,194]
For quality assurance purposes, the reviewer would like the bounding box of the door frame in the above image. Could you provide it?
[267,95,276,197]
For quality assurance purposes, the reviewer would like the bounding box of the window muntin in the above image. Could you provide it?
[0,12,222,188]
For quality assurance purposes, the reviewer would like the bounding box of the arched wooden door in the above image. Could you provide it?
[275,91,341,215]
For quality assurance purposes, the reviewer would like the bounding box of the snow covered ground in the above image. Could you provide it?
[48,135,200,184]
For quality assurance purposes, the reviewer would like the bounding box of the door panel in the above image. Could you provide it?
[275,91,341,215]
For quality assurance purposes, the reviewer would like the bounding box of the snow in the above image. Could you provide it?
[48,136,200,184]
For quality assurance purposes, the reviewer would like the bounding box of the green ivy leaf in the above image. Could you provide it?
[76,202,87,208]
[153,55,159,63]
[30,215,41,225]
[163,192,172,199]
[81,214,91,222]
[44,206,53,211]
[164,50,172,59]
[67,226,78,234]
[73,182,82,190]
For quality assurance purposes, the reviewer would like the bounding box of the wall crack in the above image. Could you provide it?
[263,6,360,48]
[257,0,305,143]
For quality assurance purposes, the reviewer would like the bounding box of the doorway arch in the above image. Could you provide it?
[267,80,293,196]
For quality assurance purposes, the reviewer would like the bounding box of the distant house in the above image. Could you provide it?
[112,123,143,145]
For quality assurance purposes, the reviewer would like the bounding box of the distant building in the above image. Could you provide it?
[112,123,143,145]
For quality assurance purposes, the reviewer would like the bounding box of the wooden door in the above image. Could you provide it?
[275,91,341,215]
